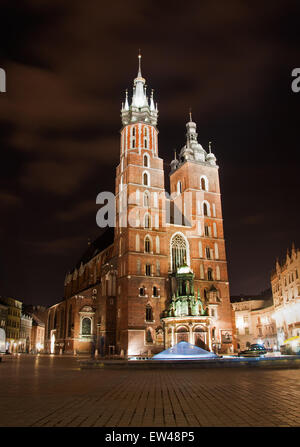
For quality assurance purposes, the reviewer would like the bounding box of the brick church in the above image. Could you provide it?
[45,55,235,357]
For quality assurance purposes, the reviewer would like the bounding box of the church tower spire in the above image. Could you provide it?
[121,53,158,126]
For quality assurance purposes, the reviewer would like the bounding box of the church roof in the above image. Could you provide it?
[152,341,218,360]
[74,226,114,269]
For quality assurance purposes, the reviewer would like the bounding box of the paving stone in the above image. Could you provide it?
[0,355,300,427]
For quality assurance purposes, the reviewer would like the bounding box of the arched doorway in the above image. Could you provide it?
[194,326,207,349]
[176,326,189,343]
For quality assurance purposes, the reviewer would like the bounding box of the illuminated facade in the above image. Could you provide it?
[271,245,300,352]
[0,297,22,353]
[232,297,277,351]
[232,245,300,353]
[19,314,32,353]
[45,56,235,357]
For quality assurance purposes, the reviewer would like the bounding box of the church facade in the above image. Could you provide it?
[45,56,235,357]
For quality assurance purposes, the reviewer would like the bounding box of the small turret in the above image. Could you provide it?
[170,150,179,172]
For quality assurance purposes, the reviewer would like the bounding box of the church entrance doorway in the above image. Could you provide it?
[194,327,207,350]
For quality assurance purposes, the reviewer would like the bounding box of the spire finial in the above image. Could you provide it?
[138,49,142,77]
[174,150,177,160]
[189,107,192,122]
[209,141,212,153]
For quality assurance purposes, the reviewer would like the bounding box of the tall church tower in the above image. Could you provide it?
[165,114,235,353]
[114,56,235,357]
[115,54,168,356]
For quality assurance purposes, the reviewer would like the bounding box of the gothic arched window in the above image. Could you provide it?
[203,202,208,216]
[143,172,149,186]
[144,191,150,207]
[145,236,151,253]
[171,233,188,272]
[146,329,153,343]
[144,214,151,228]
[143,154,149,167]
[131,126,136,148]
[146,305,153,322]
[144,127,149,149]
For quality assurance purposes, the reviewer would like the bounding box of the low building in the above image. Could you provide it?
[31,315,45,353]
[232,294,276,351]
[0,303,8,353]
[251,302,277,350]
[271,244,300,353]
[23,305,47,353]
[0,297,22,352]
[19,314,32,353]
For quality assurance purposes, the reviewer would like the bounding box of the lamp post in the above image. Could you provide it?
[95,322,101,357]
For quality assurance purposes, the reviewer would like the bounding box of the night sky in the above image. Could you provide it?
[0,1,299,306]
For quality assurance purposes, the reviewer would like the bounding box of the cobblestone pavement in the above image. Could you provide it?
[1,355,300,427]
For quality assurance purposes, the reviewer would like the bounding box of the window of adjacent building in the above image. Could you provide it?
[82,317,91,336]
[137,259,141,275]
[207,268,213,281]
[203,202,208,216]
[139,287,145,296]
[201,177,206,190]
[206,247,211,259]
[145,236,151,253]
[205,225,209,237]
[153,286,158,297]
[146,264,151,276]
